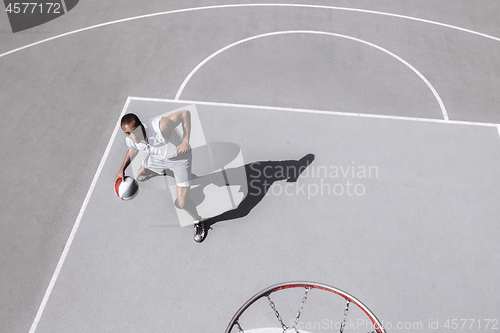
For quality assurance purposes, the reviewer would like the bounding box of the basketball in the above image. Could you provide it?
[115,176,139,200]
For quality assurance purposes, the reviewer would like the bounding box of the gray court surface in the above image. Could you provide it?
[34,99,500,332]
[1,1,500,332]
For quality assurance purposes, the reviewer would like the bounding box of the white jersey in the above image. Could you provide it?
[125,116,183,160]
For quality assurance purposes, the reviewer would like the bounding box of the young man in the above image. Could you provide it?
[113,110,205,243]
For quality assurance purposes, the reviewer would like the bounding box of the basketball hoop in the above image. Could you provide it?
[225,282,386,333]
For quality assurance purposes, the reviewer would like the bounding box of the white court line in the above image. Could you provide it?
[131,96,500,131]
[2,3,500,60]
[174,30,449,120]
[28,97,133,333]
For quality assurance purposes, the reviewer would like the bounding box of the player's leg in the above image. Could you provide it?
[176,185,201,220]
[177,184,205,243]
[137,158,163,182]
[170,153,206,243]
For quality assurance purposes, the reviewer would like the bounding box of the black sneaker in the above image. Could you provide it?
[194,220,206,243]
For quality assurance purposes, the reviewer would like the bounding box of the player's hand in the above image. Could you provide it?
[114,170,124,188]
[176,141,190,154]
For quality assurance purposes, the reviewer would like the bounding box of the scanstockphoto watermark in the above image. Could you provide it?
[248,162,379,199]
[290,318,500,331]
[290,318,423,331]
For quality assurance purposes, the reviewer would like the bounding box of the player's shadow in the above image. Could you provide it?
[187,153,315,231]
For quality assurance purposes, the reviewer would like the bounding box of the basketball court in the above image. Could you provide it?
[1,2,500,332]
[31,98,500,332]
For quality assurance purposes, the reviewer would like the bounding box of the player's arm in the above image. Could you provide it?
[159,110,192,154]
[114,147,138,186]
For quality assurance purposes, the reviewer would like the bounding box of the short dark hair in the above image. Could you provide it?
[121,113,141,127]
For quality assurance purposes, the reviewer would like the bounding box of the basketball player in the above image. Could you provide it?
[113,110,205,243]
